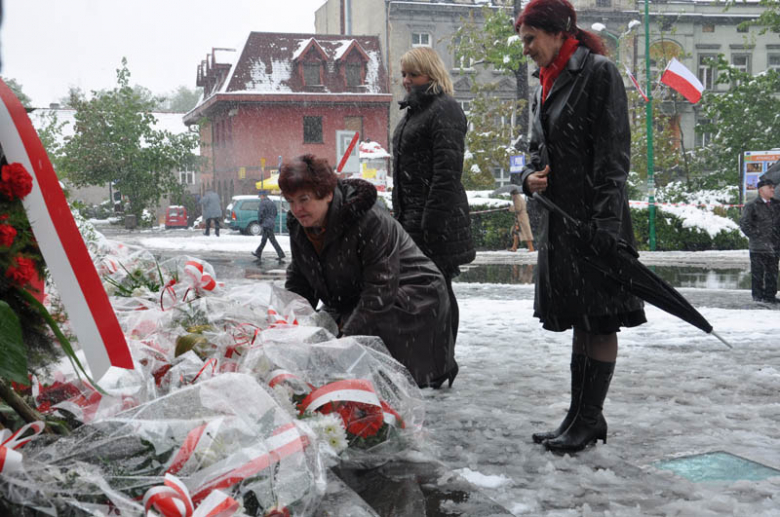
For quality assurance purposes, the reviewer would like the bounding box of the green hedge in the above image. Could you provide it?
[630,207,747,251]
[467,203,748,251]
[469,204,516,250]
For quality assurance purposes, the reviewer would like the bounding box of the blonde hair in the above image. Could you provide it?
[400,47,454,96]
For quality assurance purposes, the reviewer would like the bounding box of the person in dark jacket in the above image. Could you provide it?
[252,190,285,262]
[200,190,222,237]
[392,46,475,344]
[515,0,646,453]
[739,178,780,303]
[281,154,457,388]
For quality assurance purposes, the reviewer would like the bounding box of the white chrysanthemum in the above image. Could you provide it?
[272,385,298,417]
[130,286,151,298]
[312,413,348,454]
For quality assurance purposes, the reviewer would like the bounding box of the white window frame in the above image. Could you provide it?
[698,54,716,90]
[768,54,780,73]
[412,32,431,48]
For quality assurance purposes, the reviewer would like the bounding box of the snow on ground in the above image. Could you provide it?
[421,283,780,516]
[108,229,780,515]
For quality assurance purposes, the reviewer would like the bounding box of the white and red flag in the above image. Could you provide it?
[624,65,649,103]
[660,57,704,104]
[0,79,134,380]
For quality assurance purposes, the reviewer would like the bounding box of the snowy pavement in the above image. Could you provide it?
[421,282,780,516]
[108,228,780,516]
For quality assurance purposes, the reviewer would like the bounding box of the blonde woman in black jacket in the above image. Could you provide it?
[392,47,475,364]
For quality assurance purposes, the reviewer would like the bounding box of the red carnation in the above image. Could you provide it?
[336,401,384,438]
[0,223,17,247]
[5,256,37,286]
[265,507,291,517]
[1,163,34,199]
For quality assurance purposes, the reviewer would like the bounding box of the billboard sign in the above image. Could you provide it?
[742,150,780,204]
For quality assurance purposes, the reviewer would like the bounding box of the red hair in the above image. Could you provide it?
[515,0,606,56]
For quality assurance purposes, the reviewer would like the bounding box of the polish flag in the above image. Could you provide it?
[660,57,704,104]
[624,65,649,103]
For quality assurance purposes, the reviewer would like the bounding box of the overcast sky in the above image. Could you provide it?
[2,0,327,107]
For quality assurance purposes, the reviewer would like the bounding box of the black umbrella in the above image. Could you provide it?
[760,160,780,186]
[532,193,732,349]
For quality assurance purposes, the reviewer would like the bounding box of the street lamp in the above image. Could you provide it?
[591,20,641,65]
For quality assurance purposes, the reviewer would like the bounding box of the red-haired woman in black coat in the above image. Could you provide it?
[515,0,646,453]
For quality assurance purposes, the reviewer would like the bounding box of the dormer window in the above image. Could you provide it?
[346,63,363,87]
[303,63,321,86]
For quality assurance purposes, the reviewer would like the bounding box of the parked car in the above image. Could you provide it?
[225,195,289,236]
[165,205,188,229]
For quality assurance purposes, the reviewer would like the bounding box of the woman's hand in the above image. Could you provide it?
[525,165,550,194]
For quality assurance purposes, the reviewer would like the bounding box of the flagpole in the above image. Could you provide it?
[644,0,656,251]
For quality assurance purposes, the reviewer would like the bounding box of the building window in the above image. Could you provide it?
[768,54,780,72]
[412,33,431,47]
[303,116,323,144]
[303,63,321,86]
[180,171,194,185]
[731,54,751,85]
[596,0,611,7]
[346,63,363,86]
[702,23,715,33]
[695,118,712,148]
[698,54,716,90]
[737,23,749,33]
[458,100,471,114]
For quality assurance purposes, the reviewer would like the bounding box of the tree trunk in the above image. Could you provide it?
[513,0,529,152]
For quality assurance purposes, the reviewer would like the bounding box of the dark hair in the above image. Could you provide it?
[515,0,606,56]
[279,154,338,199]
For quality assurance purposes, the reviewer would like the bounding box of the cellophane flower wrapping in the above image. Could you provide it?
[3,231,427,514]
[242,327,426,468]
[2,373,325,516]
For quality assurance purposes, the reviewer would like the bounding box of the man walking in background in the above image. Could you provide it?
[252,190,285,262]
[740,179,780,303]
[200,190,222,237]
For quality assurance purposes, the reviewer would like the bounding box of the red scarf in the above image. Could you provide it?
[539,38,580,104]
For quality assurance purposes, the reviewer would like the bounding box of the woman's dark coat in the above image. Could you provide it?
[285,179,455,386]
[515,46,643,330]
[392,85,475,277]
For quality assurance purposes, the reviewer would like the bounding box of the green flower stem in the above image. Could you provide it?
[15,287,104,393]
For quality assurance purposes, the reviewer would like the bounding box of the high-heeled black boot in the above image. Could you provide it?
[544,358,614,453]
[532,353,587,444]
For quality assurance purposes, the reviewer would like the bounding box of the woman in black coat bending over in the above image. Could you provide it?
[515,0,646,453]
[281,154,456,389]
[392,47,475,357]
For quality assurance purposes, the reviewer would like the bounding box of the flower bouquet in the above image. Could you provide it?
[1,374,325,516]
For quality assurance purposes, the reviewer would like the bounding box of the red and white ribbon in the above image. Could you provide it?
[300,379,382,413]
[0,79,133,380]
[300,379,402,426]
[267,306,298,327]
[183,260,217,292]
[166,419,224,476]
[0,421,45,474]
[190,422,308,504]
[144,473,238,517]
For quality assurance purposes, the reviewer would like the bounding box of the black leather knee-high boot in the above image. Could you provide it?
[532,353,587,444]
[545,357,614,453]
